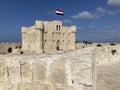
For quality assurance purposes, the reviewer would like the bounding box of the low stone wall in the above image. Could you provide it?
[95,46,120,65]
[0,48,95,90]
[94,45,120,90]
[0,43,21,54]
[75,43,85,49]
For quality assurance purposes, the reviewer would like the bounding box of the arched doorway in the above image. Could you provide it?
[56,40,60,51]
[57,46,59,50]
[7,47,12,53]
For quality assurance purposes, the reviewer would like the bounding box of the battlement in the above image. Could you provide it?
[35,20,44,29]
[71,26,77,33]
[21,27,28,33]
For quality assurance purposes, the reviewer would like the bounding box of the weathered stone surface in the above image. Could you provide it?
[50,58,66,84]
[71,63,92,85]
[33,60,47,81]
[0,43,21,54]
[50,57,66,84]
[21,58,33,82]
[95,46,120,65]
[39,84,55,90]
[6,56,21,83]
[96,63,120,90]
[0,81,18,90]
[0,56,5,80]
[19,83,33,90]
[0,47,96,90]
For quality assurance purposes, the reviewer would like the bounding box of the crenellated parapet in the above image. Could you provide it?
[35,20,44,30]
[71,26,77,33]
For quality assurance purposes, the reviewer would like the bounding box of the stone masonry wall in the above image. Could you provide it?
[0,43,21,54]
[95,46,120,65]
[0,47,95,90]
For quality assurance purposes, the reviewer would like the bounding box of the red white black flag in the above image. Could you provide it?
[56,9,64,15]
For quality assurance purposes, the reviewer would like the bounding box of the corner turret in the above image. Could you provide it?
[71,26,77,33]
[35,20,44,29]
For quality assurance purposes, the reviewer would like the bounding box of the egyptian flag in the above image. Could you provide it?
[56,9,64,15]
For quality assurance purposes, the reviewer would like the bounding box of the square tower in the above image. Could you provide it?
[21,20,77,53]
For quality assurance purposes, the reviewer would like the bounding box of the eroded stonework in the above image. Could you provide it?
[0,47,95,90]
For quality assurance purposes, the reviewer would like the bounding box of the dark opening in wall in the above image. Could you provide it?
[57,46,59,50]
[19,46,21,49]
[111,50,116,55]
[56,25,58,31]
[15,46,17,49]
[7,47,12,53]
[59,25,60,31]
[20,51,23,54]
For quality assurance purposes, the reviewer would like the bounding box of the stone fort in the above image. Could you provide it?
[21,20,77,53]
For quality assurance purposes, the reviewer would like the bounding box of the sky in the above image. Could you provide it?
[0,0,120,43]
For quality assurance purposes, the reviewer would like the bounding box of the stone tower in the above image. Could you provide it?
[21,20,77,53]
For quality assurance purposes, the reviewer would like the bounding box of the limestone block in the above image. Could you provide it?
[33,60,47,81]
[19,83,33,90]
[56,85,63,90]
[21,58,33,82]
[83,86,93,90]
[8,84,18,90]
[39,84,55,90]
[0,56,5,80]
[49,58,66,84]
[32,83,40,90]
[0,81,5,90]
[6,56,21,83]
[71,63,92,85]
[0,81,18,90]
[63,85,75,90]
[55,85,75,90]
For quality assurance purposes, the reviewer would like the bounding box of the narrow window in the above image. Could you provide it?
[59,25,60,31]
[57,46,59,50]
[8,47,12,53]
[56,25,58,31]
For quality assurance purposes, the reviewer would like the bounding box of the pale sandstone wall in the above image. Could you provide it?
[75,43,85,49]
[0,47,95,90]
[21,26,43,53]
[22,20,77,53]
[43,21,62,52]
[94,45,120,90]
[0,43,21,54]
[95,46,120,65]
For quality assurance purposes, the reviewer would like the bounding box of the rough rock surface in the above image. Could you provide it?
[0,47,95,90]
[96,63,120,90]
[95,46,120,90]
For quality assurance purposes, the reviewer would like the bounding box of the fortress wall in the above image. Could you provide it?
[95,46,120,65]
[75,43,96,50]
[75,43,85,49]
[0,43,21,54]
[0,48,95,90]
